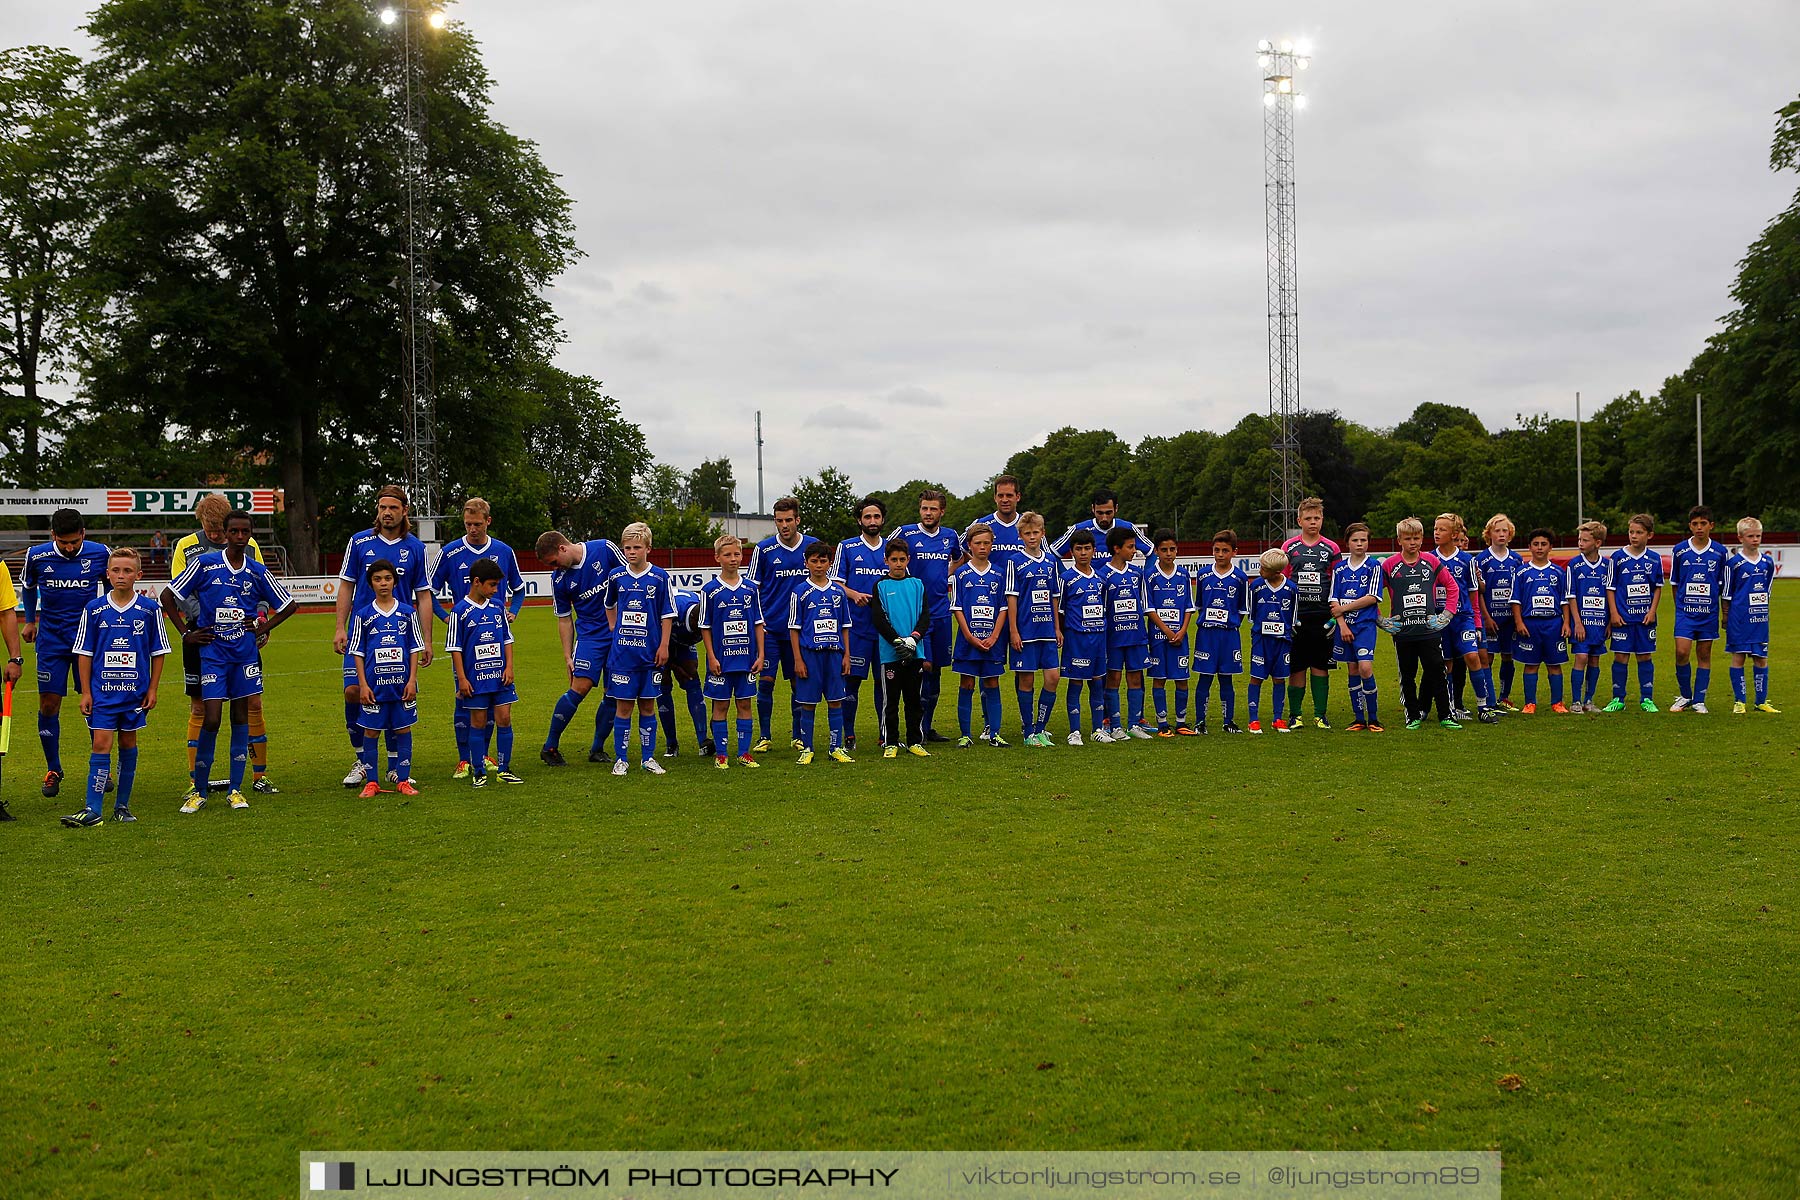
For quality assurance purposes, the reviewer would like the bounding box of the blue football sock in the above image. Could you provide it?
[391,731,412,783]
[797,706,816,751]
[1218,679,1234,723]
[1345,676,1362,722]
[1695,667,1711,703]
[1755,666,1769,705]
[1127,685,1144,728]
[982,686,1003,740]
[1731,666,1747,702]
[1152,686,1168,725]
[468,725,490,777]
[39,712,61,776]
[1363,679,1378,724]
[1036,690,1057,736]
[957,686,974,738]
[736,717,753,756]
[228,722,249,790]
[1065,681,1084,734]
[920,669,942,735]
[545,689,580,751]
[1105,687,1121,730]
[1586,666,1602,703]
[1247,680,1262,722]
[1017,686,1035,734]
[1272,679,1286,720]
[194,727,219,795]
[1088,686,1105,732]
[85,751,108,817]
[1195,674,1213,724]
[495,725,513,769]
[116,746,138,811]
[1676,662,1692,699]
[1525,672,1539,707]
[1550,672,1564,706]
[828,705,845,751]
[684,680,707,746]
[1174,685,1188,724]
[712,718,728,755]
[1499,658,1515,699]
[1638,658,1655,700]
[1477,666,1497,709]
[358,732,378,778]
[1570,667,1585,703]
[639,713,657,761]
[612,715,630,762]
[656,687,678,750]
[1612,659,1628,699]
[344,701,362,750]
[757,678,776,740]
[841,677,860,743]
[453,699,470,762]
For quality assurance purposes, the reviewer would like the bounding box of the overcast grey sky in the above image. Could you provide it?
[14,1,1800,505]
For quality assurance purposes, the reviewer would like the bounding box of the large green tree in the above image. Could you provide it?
[792,467,859,546]
[82,0,578,569]
[0,47,92,489]
[522,369,645,543]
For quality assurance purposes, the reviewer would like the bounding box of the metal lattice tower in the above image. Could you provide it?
[1259,38,1311,541]
[384,4,444,538]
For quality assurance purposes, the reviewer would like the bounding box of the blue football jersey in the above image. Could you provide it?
[1606,547,1664,622]
[1475,548,1523,616]
[348,600,424,700]
[1434,547,1481,618]
[831,535,890,606]
[19,540,110,641]
[1195,565,1249,629]
[1051,517,1153,560]
[1512,561,1568,623]
[895,523,963,614]
[789,581,852,651]
[1722,551,1774,645]
[339,528,431,609]
[431,535,526,614]
[1329,557,1384,630]
[444,596,514,691]
[699,576,765,673]
[72,594,171,704]
[605,565,677,671]
[670,590,705,653]
[1145,565,1194,638]
[1104,562,1149,647]
[748,533,820,632]
[981,513,1025,576]
[1672,538,1728,623]
[950,562,1008,643]
[551,539,628,644]
[1060,568,1109,635]
[167,551,294,664]
[1249,578,1298,639]
[1006,551,1063,643]
[1567,553,1610,633]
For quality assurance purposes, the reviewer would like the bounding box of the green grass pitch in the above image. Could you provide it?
[4,587,1796,1198]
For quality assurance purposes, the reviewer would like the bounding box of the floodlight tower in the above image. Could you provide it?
[1259,37,1311,540]
[380,4,450,541]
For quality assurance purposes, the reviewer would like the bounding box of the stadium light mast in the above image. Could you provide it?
[380,4,449,542]
[1259,37,1311,541]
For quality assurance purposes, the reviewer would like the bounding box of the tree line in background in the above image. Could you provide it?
[3,6,1796,562]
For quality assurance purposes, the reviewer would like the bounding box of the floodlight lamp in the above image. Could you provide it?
[379,7,398,25]
[1295,39,1313,57]
[1279,39,1294,52]
[1277,78,1292,93]
[1258,54,1272,68]
[1258,39,1273,52]
[1297,58,1309,70]
[427,10,448,29]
